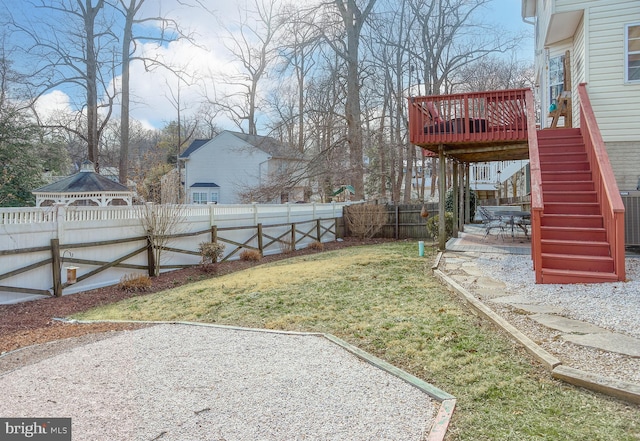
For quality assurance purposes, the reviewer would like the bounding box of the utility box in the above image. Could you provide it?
[620,191,640,246]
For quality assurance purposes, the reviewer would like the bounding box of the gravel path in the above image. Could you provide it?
[0,324,437,441]
[473,254,640,339]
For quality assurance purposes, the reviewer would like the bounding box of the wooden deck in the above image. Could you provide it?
[408,89,531,162]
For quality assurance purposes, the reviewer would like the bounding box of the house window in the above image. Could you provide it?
[210,191,219,204]
[548,54,565,105]
[192,192,208,204]
[626,24,640,82]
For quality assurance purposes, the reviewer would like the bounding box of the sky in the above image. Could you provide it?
[3,0,535,133]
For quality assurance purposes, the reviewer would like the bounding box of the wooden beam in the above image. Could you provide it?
[51,239,62,297]
[438,145,447,251]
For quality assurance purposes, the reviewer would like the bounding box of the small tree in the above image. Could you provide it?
[139,203,188,276]
[344,204,387,239]
[445,187,477,221]
[426,212,454,242]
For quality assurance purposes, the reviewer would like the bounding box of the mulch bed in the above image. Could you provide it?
[0,238,394,354]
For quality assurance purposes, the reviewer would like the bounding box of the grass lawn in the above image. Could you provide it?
[75,242,640,440]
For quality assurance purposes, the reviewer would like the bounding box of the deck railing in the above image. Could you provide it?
[408,88,529,145]
[577,83,626,281]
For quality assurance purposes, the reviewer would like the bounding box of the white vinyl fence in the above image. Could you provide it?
[0,203,349,305]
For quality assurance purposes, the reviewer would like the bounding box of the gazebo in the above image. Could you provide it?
[32,161,133,207]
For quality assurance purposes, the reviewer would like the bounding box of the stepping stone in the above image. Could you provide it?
[444,257,468,265]
[462,266,485,277]
[508,303,564,314]
[489,295,533,305]
[476,277,506,290]
[563,332,640,358]
[531,314,609,334]
[451,275,476,286]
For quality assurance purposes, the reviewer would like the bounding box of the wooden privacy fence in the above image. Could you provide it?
[344,204,438,239]
[0,218,338,301]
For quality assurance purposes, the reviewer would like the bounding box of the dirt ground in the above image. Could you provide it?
[0,238,393,355]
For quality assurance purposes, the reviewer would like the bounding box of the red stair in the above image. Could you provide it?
[535,128,618,283]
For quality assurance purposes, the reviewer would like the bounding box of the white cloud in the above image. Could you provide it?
[34,90,73,121]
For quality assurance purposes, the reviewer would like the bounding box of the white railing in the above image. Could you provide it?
[471,160,527,185]
[0,202,352,225]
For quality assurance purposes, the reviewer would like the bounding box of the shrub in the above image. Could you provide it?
[307,240,324,251]
[118,273,152,292]
[445,187,477,221]
[240,249,262,261]
[279,238,294,254]
[199,242,225,265]
[426,212,454,241]
[344,204,388,238]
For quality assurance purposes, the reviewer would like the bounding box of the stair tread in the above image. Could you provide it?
[541,238,609,246]
[542,268,618,283]
[541,252,613,261]
[544,201,599,205]
[542,213,602,217]
[541,225,606,231]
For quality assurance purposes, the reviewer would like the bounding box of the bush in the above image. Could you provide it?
[307,240,324,251]
[199,242,226,264]
[118,273,152,292]
[445,187,477,221]
[426,212,454,241]
[279,238,294,254]
[240,249,262,261]
[344,204,388,238]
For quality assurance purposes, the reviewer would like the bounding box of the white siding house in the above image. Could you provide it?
[523,0,640,190]
[179,131,307,204]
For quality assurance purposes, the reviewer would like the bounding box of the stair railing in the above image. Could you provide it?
[525,89,544,282]
[577,83,626,281]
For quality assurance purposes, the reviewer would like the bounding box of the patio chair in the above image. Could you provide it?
[477,206,507,240]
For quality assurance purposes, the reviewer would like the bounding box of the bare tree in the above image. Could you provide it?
[452,56,535,92]
[409,0,523,95]
[321,0,377,201]
[138,203,188,276]
[116,0,196,185]
[273,5,321,152]
[9,0,118,171]
[208,0,282,135]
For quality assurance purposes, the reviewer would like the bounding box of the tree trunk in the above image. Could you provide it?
[119,0,135,184]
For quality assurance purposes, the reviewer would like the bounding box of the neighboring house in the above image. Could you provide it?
[522,0,640,191]
[179,131,307,204]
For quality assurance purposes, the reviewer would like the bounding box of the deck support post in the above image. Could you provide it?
[465,163,471,225]
[452,160,459,238]
[458,162,465,232]
[438,145,447,251]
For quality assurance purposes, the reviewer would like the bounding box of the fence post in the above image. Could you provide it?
[211,226,218,243]
[335,217,341,239]
[316,219,321,242]
[291,223,296,251]
[51,239,62,297]
[257,223,263,256]
[54,203,66,242]
[395,205,400,240]
[146,234,155,277]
